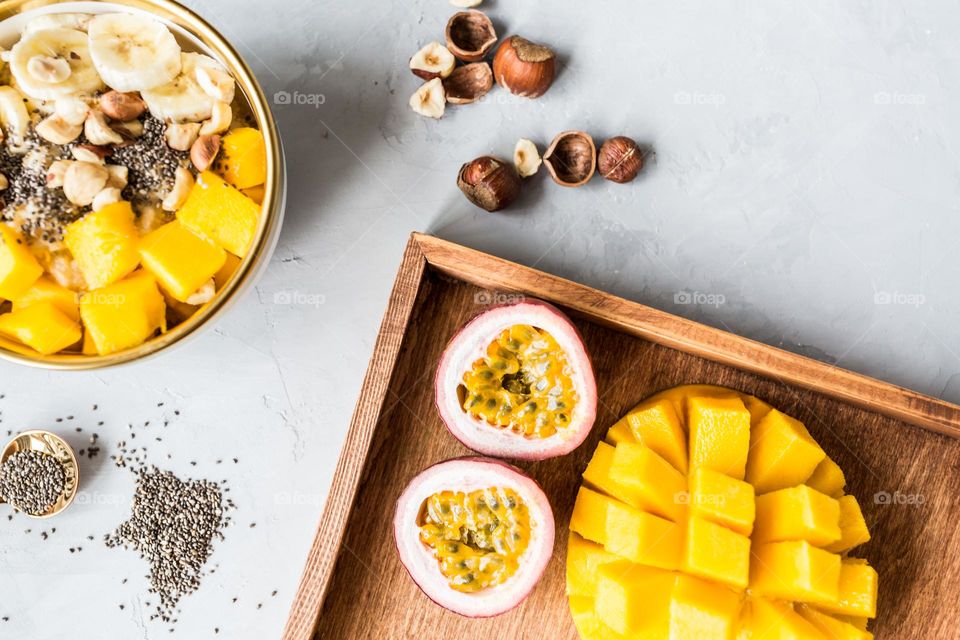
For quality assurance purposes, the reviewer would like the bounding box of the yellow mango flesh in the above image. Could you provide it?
[0,224,43,300]
[0,302,81,355]
[595,561,672,636]
[607,442,688,522]
[669,573,742,640]
[807,456,847,498]
[796,604,874,640]
[139,220,227,302]
[687,395,751,479]
[571,486,611,544]
[742,598,829,640]
[569,596,628,640]
[626,398,689,473]
[683,516,750,590]
[216,127,267,189]
[689,466,755,537]
[753,485,842,546]
[824,495,871,553]
[177,171,260,257]
[605,418,633,446]
[567,533,618,597]
[750,541,841,603]
[214,252,242,289]
[814,560,878,619]
[80,271,166,355]
[63,201,141,290]
[746,409,826,495]
[12,276,80,321]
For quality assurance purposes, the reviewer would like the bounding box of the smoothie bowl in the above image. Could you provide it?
[0,0,284,369]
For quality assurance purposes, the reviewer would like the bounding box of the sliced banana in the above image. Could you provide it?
[0,85,31,141]
[9,28,104,101]
[87,13,181,92]
[142,53,230,123]
[24,13,92,34]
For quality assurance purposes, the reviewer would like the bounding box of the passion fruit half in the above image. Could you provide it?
[394,457,555,617]
[435,298,597,460]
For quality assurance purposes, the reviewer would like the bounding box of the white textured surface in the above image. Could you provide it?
[2,0,959,637]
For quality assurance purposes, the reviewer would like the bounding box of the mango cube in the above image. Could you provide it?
[139,221,227,302]
[568,596,628,640]
[216,127,267,189]
[567,533,618,597]
[668,573,742,639]
[750,541,841,603]
[687,395,751,480]
[824,495,871,553]
[12,276,80,321]
[80,271,166,355]
[177,171,259,257]
[605,418,634,446]
[743,394,773,427]
[626,398,688,473]
[742,598,830,640]
[63,201,141,290]
[796,604,873,640]
[214,252,242,289]
[683,516,750,590]
[605,499,683,569]
[595,561,671,636]
[746,409,825,495]
[608,442,687,521]
[0,302,81,355]
[753,485,841,546]
[571,486,611,545]
[806,455,847,498]
[689,467,755,536]
[815,559,878,619]
[0,224,43,300]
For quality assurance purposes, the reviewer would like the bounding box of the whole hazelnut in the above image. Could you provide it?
[492,36,556,98]
[598,136,643,183]
[457,156,521,212]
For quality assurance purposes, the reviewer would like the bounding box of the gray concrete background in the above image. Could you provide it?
[1,1,958,637]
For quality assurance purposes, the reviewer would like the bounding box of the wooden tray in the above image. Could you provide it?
[283,233,960,640]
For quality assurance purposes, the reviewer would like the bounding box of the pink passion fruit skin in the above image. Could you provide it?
[434,298,597,461]
[393,457,556,618]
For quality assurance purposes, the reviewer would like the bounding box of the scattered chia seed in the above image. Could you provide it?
[111,116,187,204]
[0,450,65,515]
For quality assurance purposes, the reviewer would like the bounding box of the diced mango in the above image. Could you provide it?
[750,541,841,603]
[683,516,750,590]
[807,456,847,498]
[214,252,242,289]
[796,604,873,640]
[571,486,611,545]
[177,171,259,257]
[63,201,141,290]
[753,485,842,546]
[746,409,825,495]
[82,329,97,355]
[568,596,628,640]
[0,302,81,355]
[595,561,671,636]
[139,220,227,302]
[11,276,80,321]
[689,467,755,537]
[216,127,267,189]
[567,533,619,597]
[743,394,773,428]
[0,224,43,300]
[80,271,166,355]
[824,495,871,553]
[668,573,742,640]
[605,499,683,569]
[815,559,878,619]
[241,185,265,205]
[742,598,830,640]
[687,395,751,480]
[608,442,687,522]
[626,398,688,473]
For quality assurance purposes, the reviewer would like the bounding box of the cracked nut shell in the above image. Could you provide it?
[543,131,596,187]
[442,62,493,104]
[445,10,497,62]
[457,156,521,212]
[493,36,556,98]
[598,136,642,183]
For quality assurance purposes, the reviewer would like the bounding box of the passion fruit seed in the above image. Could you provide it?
[418,487,530,593]
[461,324,578,438]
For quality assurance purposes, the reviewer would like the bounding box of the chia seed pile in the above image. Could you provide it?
[111,116,188,204]
[0,450,66,515]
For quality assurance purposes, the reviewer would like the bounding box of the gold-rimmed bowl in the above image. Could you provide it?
[1,429,79,517]
[0,0,286,370]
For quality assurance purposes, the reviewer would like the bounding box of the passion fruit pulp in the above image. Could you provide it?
[394,457,555,617]
[436,298,597,460]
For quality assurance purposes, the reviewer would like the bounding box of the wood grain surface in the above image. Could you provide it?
[285,234,960,640]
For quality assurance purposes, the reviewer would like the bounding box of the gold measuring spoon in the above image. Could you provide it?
[0,430,79,518]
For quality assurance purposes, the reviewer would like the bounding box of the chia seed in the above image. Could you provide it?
[0,450,66,515]
[111,116,187,204]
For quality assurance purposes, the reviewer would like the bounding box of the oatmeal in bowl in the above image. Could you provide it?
[0,1,283,367]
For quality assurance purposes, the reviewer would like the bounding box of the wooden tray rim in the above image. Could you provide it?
[282,232,960,640]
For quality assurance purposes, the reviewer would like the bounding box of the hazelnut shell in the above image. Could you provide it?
[457,156,521,212]
[445,10,498,62]
[492,36,556,98]
[598,136,643,183]
[543,131,596,187]
[442,62,493,104]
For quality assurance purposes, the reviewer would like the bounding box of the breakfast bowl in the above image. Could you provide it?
[0,0,285,369]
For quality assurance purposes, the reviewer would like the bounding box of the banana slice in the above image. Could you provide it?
[87,13,181,92]
[142,53,230,123]
[0,86,30,141]
[24,13,92,34]
[9,28,104,101]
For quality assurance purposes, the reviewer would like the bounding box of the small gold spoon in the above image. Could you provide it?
[0,430,80,518]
